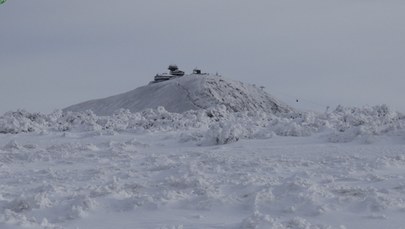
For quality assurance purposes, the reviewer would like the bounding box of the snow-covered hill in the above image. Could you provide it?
[63,75,292,115]
[2,76,405,228]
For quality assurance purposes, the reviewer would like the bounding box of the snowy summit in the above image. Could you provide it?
[2,66,405,229]
[63,66,292,116]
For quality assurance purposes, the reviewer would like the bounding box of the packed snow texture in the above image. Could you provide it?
[1,105,405,228]
[63,75,292,115]
[1,107,405,229]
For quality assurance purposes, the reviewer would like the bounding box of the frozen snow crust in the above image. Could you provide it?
[1,105,405,229]
[1,104,404,144]
[63,75,292,115]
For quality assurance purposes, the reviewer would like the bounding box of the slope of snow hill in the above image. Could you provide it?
[63,75,292,115]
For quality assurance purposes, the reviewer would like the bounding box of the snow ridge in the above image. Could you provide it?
[1,105,404,145]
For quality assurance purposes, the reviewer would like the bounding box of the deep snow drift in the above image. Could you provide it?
[63,75,292,115]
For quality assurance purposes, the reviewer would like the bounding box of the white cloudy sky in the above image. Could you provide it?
[1,0,405,114]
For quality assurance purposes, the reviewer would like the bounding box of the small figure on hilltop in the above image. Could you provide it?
[168,64,178,72]
[168,65,185,76]
[193,68,202,74]
[153,64,185,83]
[152,65,211,84]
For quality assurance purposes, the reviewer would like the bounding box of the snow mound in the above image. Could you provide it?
[63,75,292,115]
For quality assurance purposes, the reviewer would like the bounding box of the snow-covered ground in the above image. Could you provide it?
[1,105,405,229]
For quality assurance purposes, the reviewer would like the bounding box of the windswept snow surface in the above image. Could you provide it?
[63,75,292,115]
[1,105,405,229]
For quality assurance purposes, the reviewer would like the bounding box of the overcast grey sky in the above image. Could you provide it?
[1,0,405,114]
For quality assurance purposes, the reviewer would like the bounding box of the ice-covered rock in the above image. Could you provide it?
[63,75,292,115]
